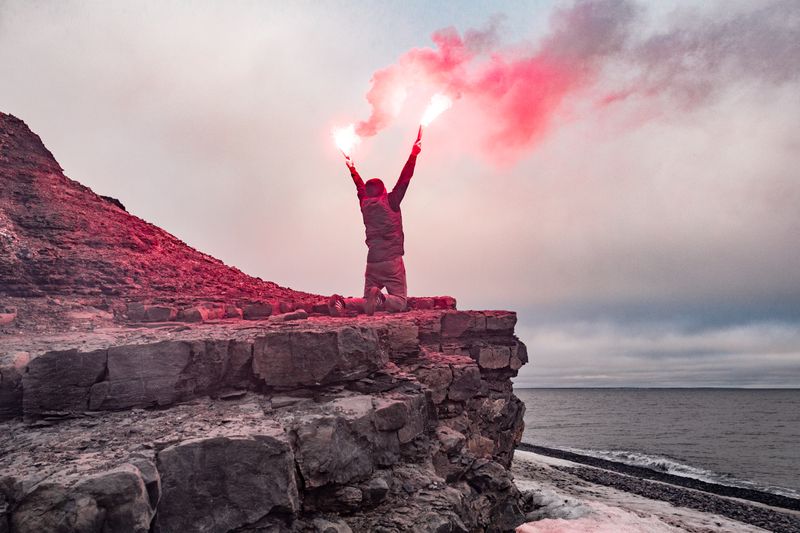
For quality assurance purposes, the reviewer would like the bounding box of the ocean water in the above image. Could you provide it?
[516,388,800,498]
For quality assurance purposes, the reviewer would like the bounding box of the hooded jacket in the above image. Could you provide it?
[351,153,417,263]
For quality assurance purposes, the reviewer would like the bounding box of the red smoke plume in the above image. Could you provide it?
[354,0,634,155]
[350,0,799,163]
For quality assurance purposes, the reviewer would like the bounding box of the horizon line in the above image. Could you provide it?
[514,386,800,390]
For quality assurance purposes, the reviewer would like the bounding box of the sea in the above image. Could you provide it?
[516,388,800,499]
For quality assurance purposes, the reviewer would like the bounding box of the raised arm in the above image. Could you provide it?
[389,127,422,210]
[344,153,365,199]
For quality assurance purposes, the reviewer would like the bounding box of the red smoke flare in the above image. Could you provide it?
[344,0,799,164]
[351,1,635,160]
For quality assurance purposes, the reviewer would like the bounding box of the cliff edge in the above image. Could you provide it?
[0,113,531,532]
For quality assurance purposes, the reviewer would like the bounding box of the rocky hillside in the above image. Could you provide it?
[0,112,318,332]
[0,113,532,532]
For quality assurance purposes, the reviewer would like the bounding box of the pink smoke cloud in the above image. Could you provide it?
[349,0,799,163]
[353,0,635,155]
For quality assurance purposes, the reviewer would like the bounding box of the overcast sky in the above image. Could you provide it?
[1,0,798,387]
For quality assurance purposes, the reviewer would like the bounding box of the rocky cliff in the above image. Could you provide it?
[0,113,530,532]
[0,112,321,332]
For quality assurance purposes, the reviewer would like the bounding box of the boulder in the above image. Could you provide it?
[312,303,331,314]
[143,305,177,322]
[180,340,229,393]
[373,398,408,431]
[465,459,525,529]
[154,431,299,533]
[337,486,363,509]
[89,341,190,410]
[433,427,470,482]
[442,312,472,337]
[510,341,529,371]
[88,339,243,410]
[224,305,243,319]
[11,465,155,533]
[448,365,482,402]
[415,364,453,404]
[75,465,155,532]
[22,348,107,416]
[242,302,272,320]
[362,476,390,504]
[176,307,204,322]
[327,395,375,439]
[467,435,495,457]
[268,300,293,314]
[125,302,145,321]
[381,320,420,356]
[11,483,103,533]
[441,341,470,356]
[178,304,226,323]
[253,327,384,388]
[485,311,517,333]
[473,344,511,370]
[290,415,373,488]
[436,426,466,455]
[397,393,428,444]
[127,456,161,510]
[372,430,401,467]
[413,312,442,338]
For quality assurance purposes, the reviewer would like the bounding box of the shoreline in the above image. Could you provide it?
[518,443,800,512]
[512,446,800,533]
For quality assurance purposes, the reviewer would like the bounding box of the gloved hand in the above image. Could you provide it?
[342,152,355,170]
[412,126,422,156]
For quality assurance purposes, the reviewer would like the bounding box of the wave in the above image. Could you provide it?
[562,446,800,500]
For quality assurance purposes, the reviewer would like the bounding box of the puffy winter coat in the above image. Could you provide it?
[360,192,405,263]
[351,153,417,263]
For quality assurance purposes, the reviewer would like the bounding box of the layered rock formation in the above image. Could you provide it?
[1,310,528,532]
[0,114,531,532]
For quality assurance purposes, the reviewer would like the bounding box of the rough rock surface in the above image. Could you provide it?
[1,310,529,532]
[0,114,532,532]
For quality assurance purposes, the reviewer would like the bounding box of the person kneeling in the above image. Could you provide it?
[329,128,422,316]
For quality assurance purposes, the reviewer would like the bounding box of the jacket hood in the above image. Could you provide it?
[365,178,387,197]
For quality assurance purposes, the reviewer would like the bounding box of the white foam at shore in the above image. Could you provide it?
[548,445,800,499]
[513,450,770,533]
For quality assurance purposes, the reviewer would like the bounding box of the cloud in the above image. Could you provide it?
[514,319,800,387]
[617,0,800,105]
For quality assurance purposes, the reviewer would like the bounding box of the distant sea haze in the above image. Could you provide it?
[516,388,800,498]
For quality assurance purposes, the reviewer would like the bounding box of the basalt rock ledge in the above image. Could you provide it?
[0,113,531,532]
